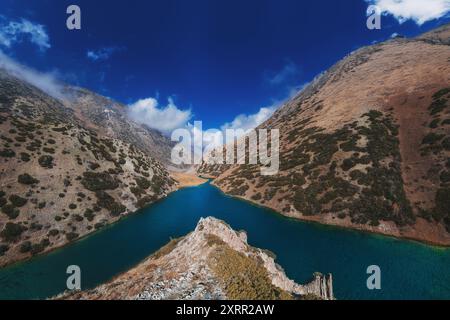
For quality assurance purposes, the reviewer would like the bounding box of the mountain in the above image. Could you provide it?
[0,69,177,266]
[61,87,175,165]
[59,217,334,300]
[199,23,450,245]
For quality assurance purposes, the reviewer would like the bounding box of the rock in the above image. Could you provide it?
[58,217,334,300]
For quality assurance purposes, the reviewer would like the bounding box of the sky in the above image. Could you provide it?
[0,0,449,134]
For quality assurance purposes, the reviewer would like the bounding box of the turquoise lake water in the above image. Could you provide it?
[0,181,449,300]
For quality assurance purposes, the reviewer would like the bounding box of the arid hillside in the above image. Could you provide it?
[59,217,333,300]
[199,23,450,245]
[0,70,177,266]
[61,87,175,165]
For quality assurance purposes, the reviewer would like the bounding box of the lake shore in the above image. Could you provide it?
[171,171,208,189]
[210,180,450,248]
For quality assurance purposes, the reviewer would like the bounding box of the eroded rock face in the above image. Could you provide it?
[59,217,334,300]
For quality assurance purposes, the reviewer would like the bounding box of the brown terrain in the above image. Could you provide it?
[59,217,333,300]
[170,171,208,189]
[199,24,450,246]
[0,69,179,267]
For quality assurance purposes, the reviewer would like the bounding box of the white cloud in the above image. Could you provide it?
[266,61,298,85]
[128,97,192,134]
[366,0,450,25]
[0,17,50,51]
[0,50,65,100]
[221,106,276,133]
[87,47,123,61]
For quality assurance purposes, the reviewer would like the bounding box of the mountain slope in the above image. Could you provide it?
[0,69,176,266]
[199,23,450,245]
[60,217,334,300]
[61,87,175,165]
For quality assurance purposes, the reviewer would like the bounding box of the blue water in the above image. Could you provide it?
[0,182,449,300]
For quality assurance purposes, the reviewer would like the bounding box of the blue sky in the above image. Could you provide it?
[0,0,449,133]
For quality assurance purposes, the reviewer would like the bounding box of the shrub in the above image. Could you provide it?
[440,171,450,184]
[18,173,39,185]
[429,119,440,128]
[422,133,444,145]
[30,239,50,255]
[72,214,83,222]
[95,191,126,216]
[1,204,19,219]
[83,209,95,222]
[19,241,32,253]
[0,149,15,158]
[81,172,119,191]
[0,244,9,256]
[208,245,292,300]
[9,195,27,207]
[66,232,79,241]
[341,158,356,171]
[89,162,100,170]
[38,155,54,168]
[251,193,262,201]
[0,222,25,242]
[135,177,152,190]
[433,88,450,100]
[48,229,59,237]
[69,203,77,210]
[443,137,450,151]
[42,147,55,154]
[20,152,31,162]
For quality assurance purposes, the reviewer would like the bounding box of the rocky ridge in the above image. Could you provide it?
[60,217,333,300]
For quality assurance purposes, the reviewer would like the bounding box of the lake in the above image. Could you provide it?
[0,181,449,300]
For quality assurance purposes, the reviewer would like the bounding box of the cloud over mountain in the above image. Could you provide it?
[366,0,450,25]
[127,97,192,134]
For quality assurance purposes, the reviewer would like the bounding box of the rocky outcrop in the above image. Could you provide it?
[59,217,334,300]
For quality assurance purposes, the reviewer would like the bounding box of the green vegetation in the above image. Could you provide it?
[38,155,54,168]
[1,204,19,219]
[18,173,39,185]
[30,239,50,255]
[0,222,26,242]
[81,171,119,191]
[19,241,32,253]
[9,195,27,207]
[83,209,95,222]
[20,152,30,162]
[0,149,15,158]
[66,232,79,241]
[208,245,292,300]
[422,133,444,145]
[95,191,126,216]
[0,244,9,256]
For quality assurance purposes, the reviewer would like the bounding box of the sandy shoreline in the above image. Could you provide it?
[171,171,208,189]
